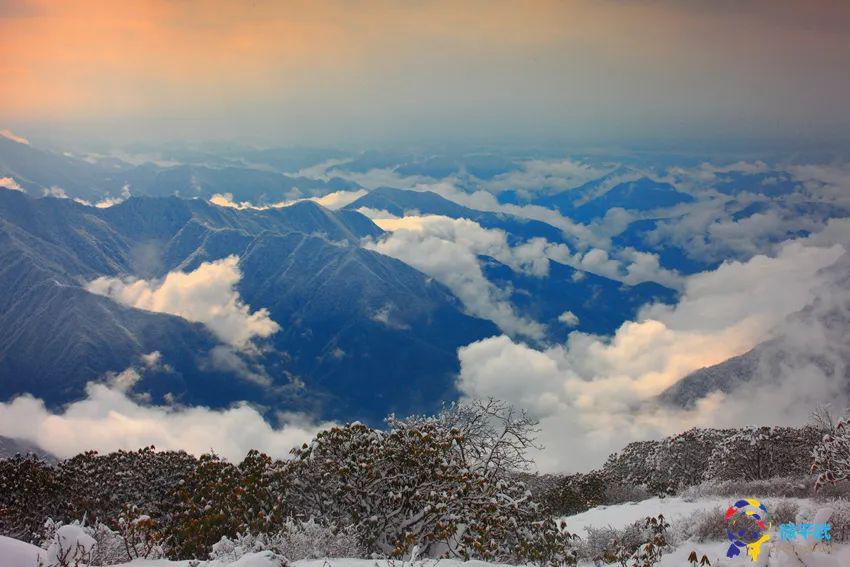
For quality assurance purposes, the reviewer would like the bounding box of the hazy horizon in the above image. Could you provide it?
[2,0,850,150]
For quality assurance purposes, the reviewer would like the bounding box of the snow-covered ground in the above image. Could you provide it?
[560,495,733,533]
[560,495,814,533]
[562,497,850,567]
[0,536,509,567]
[5,497,850,567]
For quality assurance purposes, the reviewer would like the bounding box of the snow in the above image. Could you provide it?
[43,523,98,565]
[560,495,814,534]
[560,495,734,533]
[560,497,850,567]
[0,535,43,567]
[2,496,849,567]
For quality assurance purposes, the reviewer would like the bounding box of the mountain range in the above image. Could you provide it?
[0,189,499,422]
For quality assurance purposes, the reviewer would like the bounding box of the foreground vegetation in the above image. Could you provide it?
[3,402,850,567]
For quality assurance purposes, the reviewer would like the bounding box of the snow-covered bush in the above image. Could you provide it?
[671,507,727,543]
[169,450,291,559]
[578,522,646,562]
[604,429,730,495]
[289,400,578,565]
[37,521,96,567]
[823,500,850,543]
[794,499,850,543]
[0,447,198,547]
[602,439,660,490]
[550,471,610,515]
[706,426,819,482]
[586,515,670,567]
[603,482,653,505]
[770,499,800,525]
[0,455,60,542]
[53,447,198,527]
[812,418,850,490]
[680,475,813,499]
[38,515,165,566]
[210,520,364,562]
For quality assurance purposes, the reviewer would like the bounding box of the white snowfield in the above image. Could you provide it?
[4,497,850,567]
[0,538,508,567]
[559,496,813,533]
[563,497,850,567]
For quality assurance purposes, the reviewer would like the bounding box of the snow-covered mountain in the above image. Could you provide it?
[0,189,498,422]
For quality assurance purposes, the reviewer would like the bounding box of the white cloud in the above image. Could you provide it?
[140,351,162,367]
[790,163,850,205]
[484,158,605,194]
[93,184,132,208]
[355,206,399,220]
[209,192,287,210]
[203,345,273,386]
[43,186,70,199]
[366,215,577,338]
[0,177,23,192]
[0,381,332,462]
[209,189,367,211]
[105,367,142,393]
[310,189,368,209]
[297,161,606,248]
[558,310,580,327]
[48,184,136,209]
[86,256,279,350]
[370,303,411,330]
[413,179,598,239]
[456,235,847,471]
[0,128,30,145]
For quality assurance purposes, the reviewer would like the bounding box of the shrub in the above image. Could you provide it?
[209,520,362,562]
[706,426,820,482]
[603,482,653,505]
[604,429,730,495]
[586,515,670,567]
[672,507,727,543]
[53,447,198,528]
[578,523,645,561]
[0,455,59,542]
[795,500,850,543]
[812,418,850,490]
[769,500,800,526]
[169,450,291,559]
[289,400,578,564]
[37,521,97,567]
[680,475,814,500]
[38,516,165,566]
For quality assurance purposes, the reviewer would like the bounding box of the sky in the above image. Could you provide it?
[2,0,850,148]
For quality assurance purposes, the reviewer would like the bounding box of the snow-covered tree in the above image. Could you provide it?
[169,450,290,559]
[705,426,819,482]
[289,400,577,564]
[210,520,364,562]
[604,429,731,494]
[53,447,198,528]
[0,455,59,542]
[812,418,850,490]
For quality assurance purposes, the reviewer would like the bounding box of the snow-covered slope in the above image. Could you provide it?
[562,497,850,567]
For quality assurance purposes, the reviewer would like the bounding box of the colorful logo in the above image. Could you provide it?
[725,498,771,561]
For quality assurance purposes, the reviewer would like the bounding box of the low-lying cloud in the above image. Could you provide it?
[0,380,332,462]
[209,189,367,211]
[365,215,573,339]
[456,229,848,472]
[87,256,279,350]
[0,177,23,191]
